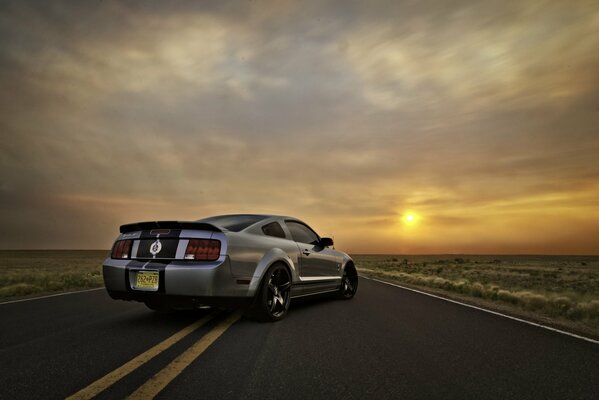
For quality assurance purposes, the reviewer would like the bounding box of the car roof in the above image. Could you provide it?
[197,214,298,232]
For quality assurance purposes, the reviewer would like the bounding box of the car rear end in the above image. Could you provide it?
[103,221,254,310]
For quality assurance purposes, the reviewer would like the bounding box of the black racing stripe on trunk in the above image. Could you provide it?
[136,229,182,258]
[136,239,179,258]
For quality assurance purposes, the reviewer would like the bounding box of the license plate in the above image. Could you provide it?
[135,271,159,290]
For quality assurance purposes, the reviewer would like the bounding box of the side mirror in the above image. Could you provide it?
[320,237,334,247]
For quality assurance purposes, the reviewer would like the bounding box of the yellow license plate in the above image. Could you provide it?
[135,271,159,290]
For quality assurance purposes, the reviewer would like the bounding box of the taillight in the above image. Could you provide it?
[185,239,221,261]
[111,239,132,259]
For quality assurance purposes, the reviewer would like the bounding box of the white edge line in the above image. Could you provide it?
[0,287,105,305]
[362,275,599,345]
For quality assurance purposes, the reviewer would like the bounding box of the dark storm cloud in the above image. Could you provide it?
[1,0,598,252]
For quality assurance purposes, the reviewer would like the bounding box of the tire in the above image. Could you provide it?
[251,263,292,322]
[339,265,358,299]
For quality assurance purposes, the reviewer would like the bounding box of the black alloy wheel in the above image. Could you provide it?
[339,267,358,299]
[254,263,292,321]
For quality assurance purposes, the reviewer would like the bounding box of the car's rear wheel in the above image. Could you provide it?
[339,265,358,299]
[252,263,292,322]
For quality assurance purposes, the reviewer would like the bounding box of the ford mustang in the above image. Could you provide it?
[102,214,358,321]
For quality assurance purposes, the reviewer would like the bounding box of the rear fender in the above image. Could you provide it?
[248,248,297,293]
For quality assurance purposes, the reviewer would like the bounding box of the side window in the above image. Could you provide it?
[262,222,286,238]
[286,221,319,245]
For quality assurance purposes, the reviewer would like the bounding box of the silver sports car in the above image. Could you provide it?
[103,214,358,321]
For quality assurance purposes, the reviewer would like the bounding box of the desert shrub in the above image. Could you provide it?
[453,280,468,294]
[551,297,573,315]
[483,285,498,300]
[519,292,549,311]
[572,300,599,320]
[432,277,447,288]
[470,282,485,297]
[441,280,455,291]
[497,289,519,304]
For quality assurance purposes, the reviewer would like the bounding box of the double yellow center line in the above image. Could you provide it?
[67,312,240,400]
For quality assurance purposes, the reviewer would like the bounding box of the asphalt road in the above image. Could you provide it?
[1,278,598,400]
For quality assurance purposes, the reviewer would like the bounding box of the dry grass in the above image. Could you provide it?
[0,250,107,299]
[354,255,599,336]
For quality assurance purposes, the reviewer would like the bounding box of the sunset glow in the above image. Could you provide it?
[401,213,418,226]
[1,1,598,254]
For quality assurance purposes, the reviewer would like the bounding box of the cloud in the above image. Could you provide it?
[343,0,599,112]
[1,0,598,253]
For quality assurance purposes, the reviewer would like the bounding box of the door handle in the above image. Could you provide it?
[302,250,311,256]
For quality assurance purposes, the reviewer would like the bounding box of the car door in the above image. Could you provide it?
[285,220,341,292]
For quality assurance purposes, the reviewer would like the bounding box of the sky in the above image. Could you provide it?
[1,0,598,254]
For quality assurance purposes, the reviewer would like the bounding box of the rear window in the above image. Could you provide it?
[262,222,286,238]
[198,215,268,232]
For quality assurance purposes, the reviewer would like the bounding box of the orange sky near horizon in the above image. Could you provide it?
[1,0,598,254]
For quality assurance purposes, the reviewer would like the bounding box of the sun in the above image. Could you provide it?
[401,212,419,226]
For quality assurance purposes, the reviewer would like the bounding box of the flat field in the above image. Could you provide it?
[0,250,107,299]
[354,254,599,338]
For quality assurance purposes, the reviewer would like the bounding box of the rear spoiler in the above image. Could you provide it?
[119,221,222,233]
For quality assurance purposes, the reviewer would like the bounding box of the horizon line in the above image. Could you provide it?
[1,249,598,257]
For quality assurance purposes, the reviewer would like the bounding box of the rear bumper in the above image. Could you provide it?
[102,255,256,307]
[106,290,254,309]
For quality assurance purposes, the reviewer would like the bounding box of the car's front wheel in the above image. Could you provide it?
[339,265,358,299]
[252,263,292,322]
